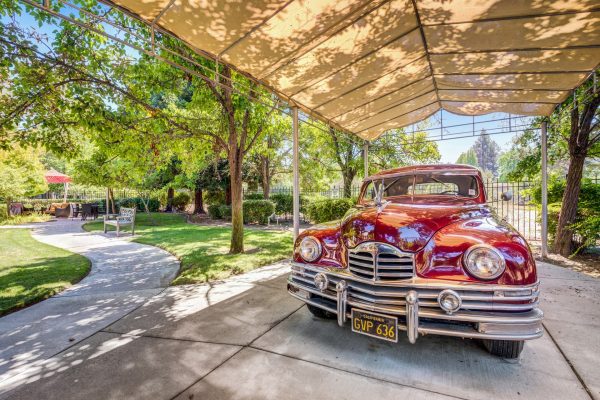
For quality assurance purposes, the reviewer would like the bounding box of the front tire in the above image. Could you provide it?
[483,339,524,359]
[306,304,336,319]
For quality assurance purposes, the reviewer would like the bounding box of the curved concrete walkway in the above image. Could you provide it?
[0,219,179,385]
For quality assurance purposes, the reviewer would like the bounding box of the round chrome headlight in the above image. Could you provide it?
[299,236,322,262]
[463,245,505,280]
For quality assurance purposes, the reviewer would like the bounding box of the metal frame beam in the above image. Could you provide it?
[541,120,548,258]
[363,141,369,179]
[292,107,300,240]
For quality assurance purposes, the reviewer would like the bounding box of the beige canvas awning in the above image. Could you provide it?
[108,0,600,140]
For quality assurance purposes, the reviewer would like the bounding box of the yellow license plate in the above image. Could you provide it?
[351,309,398,343]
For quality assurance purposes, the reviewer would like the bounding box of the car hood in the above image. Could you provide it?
[340,202,489,253]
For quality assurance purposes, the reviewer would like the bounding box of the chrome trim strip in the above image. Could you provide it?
[292,262,540,292]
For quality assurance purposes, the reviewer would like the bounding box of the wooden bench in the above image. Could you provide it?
[104,207,136,237]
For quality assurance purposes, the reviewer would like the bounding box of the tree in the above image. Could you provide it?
[504,76,600,256]
[1,6,279,253]
[456,148,478,167]
[299,125,441,196]
[0,146,47,211]
[248,113,291,198]
[369,130,441,172]
[497,149,520,182]
[554,79,600,256]
[472,132,500,175]
[325,127,363,197]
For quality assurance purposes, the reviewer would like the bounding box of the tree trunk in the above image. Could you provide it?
[342,169,356,198]
[554,154,586,256]
[225,185,232,205]
[108,188,116,214]
[261,156,271,199]
[229,152,244,254]
[193,188,204,214]
[165,187,174,212]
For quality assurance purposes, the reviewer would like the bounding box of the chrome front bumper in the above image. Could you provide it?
[288,262,543,343]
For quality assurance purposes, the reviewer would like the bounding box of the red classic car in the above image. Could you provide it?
[288,164,542,358]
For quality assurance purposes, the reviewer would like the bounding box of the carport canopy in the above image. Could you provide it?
[108,0,600,140]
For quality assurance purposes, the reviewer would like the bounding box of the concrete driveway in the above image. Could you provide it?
[0,261,597,400]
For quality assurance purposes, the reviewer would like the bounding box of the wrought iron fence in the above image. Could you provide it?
[24,188,140,202]
[483,180,539,242]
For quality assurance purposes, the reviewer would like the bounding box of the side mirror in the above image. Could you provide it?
[501,190,513,201]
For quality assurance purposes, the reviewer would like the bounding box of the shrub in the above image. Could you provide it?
[207,204,222,219]
[218,205,232,220]
[546,200,600,254]
[117,197,160,212]
[305,198,355,224]
[172,192,191,211]
[269,193,310,215]
[531,178,600,207]
[0,204,7,222]
[243,200,275,224]
[205,190,225,206]
[244,193,264,200]
[270,193,292,214]
[571,214,600,253]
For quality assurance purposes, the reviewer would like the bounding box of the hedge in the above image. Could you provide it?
[305,198,355,224]
[244,193,264,200]
[244,200,275,224]
[206,200,275,225]
[269,193,312,215]
[531,178,600,208]
[270,193,292,214]
[117,197,160,212]
[172,192,191,211]
[218,205,232,220]
[0,204,7,221]
[534,179,600,252]
[207,204,222,219]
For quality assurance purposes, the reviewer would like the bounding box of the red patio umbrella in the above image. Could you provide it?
[44,169,72,202]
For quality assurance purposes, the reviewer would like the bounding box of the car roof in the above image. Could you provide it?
[365,164,481,181]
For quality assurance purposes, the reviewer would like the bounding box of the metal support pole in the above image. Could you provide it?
[541,120,548,258]
[292,107,300,241]
[363,141,369,179]
[106,187,110,217]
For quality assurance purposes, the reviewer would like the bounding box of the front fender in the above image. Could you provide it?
[293,221,345,268]
[415,217,537,285]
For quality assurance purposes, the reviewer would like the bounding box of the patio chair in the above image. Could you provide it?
[70,203,81,220]
[81,203,99,220]
[55,204,72,218]
[103,207,136,237]
[9,202,24,216]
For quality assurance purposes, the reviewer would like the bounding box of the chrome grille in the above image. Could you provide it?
[347,242,414,281]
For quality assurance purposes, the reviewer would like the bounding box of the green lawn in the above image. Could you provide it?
[0,229,91,315]
[83,213,293,285]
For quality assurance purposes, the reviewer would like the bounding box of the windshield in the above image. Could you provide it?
[361,173,479,203]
